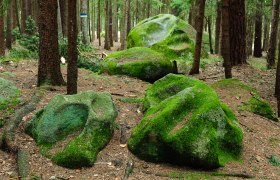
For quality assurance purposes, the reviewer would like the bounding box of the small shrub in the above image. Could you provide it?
[269,155,280,167]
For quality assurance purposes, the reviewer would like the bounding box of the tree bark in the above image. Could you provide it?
[221,0,232,78]
[6,1,12,49]
[113,0,118,42]
[97,0,101,46]
[67,0,78,95]
[0,0,4,56]
[127,0,131,36]
[215,1,221,54]
[104,0,111,50]
[120,0,127,50]
[262,20,270,52]
[59,0,68,37]
[267,0,280,68]
[91,0,96,41]
[189,0,206,75]
[229,0,247,66]
[253,1,263,57]
[81,0,90,45]
[21,0,27,33]
[37,0,65,86]
[207,16,214,54]
[109,0,113,47]
[246,14,254,57]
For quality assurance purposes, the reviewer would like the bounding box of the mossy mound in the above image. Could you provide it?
[102,47,174,82]
[128,74,243,169]
[0,77,21,110]
[127,14,208,58]
[25,91,117,168]
[212,79,277,121]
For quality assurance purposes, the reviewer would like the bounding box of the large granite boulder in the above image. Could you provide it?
[127,14,208,58]
[102,47,175,82]
[0,77,21,110]
[128,74,243,169]
[25,91,117,168]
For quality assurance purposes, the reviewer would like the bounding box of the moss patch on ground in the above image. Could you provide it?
[0,77,21,111]
[212,79,277,121]
[128,74,243,169]
[25,91,117,168]
[102,47,174,82]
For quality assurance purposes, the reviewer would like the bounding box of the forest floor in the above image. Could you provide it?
[0,41,280,179]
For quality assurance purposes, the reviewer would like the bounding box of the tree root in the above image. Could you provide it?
[0,88,45,152]
[123,158,134,180]
[0,87,46,179]
[142,170,255,179]
[17,149,30,180]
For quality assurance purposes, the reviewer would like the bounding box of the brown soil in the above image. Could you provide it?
[0,43,280,179]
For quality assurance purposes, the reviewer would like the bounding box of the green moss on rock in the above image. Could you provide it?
[128,74,243,169]
[127,14,208,58]
[0,77,21,110]
[25,91,117,168]
[102,47,174,82]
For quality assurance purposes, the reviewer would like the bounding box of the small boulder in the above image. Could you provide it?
[25,91,117,168]
[128,74,243,169]
[102,47,174,82]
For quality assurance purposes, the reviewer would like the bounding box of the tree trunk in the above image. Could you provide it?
[262,20,270,52]
[21,0,27,33]
[221,0,232,78]
[0,0,4,56]
[127,0,131,36]
[189,0,206,75]
[253,1,263,57]
[109,0,113,47]
[97,0,101,46]
[104,0,111,50]
[120,0,127,50]
[37,0,65,86]
[12,0,17,29]
[113,0,118,42]
[6,1,12,49]
[215,1,221,54]
[81,0,89,45]
[246,14,254,57]
[229,0,247,66]
[59,0,68,37]
[67,0,78,95]
[207,16,214,54]
[91,0,96,41]
[267,0,280,68]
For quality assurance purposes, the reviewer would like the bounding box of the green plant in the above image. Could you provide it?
[17,17,40,52]
[269,155,280,167]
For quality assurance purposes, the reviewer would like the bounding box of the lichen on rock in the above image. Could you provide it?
[25,91,117,168]
[128,74,243,169]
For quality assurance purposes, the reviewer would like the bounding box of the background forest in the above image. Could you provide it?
[0,0,280,179]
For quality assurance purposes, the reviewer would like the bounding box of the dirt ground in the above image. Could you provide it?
[0,41,280,179]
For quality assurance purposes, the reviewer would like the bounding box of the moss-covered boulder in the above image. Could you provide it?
[128,74,243,169]
[0,77,21,110]
[25,91,117,168]
[102,47,174,82]
[127,14,208,58]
